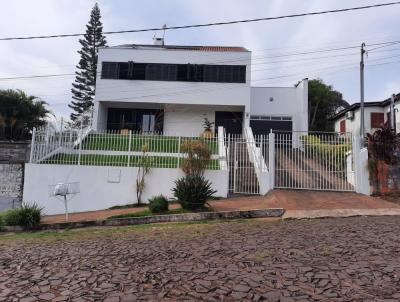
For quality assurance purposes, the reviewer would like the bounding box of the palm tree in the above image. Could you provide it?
[0,89,50,140]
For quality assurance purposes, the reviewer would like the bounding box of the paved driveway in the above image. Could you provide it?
[1,216,400,301]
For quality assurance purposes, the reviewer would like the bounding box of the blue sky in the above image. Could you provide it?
[0,0,399,118]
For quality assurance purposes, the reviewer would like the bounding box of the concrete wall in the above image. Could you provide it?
[163,105,215,136]
[250,79,309,132]
[23,164,229,215]
[0,141,30,211]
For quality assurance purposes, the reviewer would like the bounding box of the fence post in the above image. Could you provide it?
[78,117,83,166]
[29,127,36,163]
[268,131,275,189]
[259,135,263,172]
[127,130,132,167]
[177,135,181,169]
[59,117,63,147]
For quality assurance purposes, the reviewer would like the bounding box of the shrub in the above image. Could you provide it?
[301,135,350,171]
[3,203,43,228]
[148,195,169,213]
[180,139,211,176]
[172,174,216,210]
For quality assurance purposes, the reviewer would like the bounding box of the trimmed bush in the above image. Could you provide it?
[173,174,216,210]
[3,203,43,228]
[148,195,169,213]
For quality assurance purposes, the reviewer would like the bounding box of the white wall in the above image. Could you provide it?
[23,164,229,215]
[163,106,215,136]
[95,47,251,108]
[250,79,309,132]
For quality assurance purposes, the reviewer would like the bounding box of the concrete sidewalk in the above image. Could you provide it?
[42,189,400,224]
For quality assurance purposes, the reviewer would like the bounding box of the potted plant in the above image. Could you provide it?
[202,118,214,138]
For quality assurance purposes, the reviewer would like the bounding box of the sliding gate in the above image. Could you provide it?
[274,131,355,191]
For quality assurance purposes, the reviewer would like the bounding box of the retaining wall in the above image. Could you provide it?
[0,141,30,210]
[23,164,229,215]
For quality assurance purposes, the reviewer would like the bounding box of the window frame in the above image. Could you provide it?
[370,112,385,128]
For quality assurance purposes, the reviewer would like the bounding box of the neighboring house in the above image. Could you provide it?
[93,39,308,136]
[333,94,400,136]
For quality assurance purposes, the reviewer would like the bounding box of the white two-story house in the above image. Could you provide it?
[93,39,308,137]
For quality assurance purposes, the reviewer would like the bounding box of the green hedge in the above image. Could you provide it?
[301,135,351,171]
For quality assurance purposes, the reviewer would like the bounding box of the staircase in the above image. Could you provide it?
[228,141,260,194]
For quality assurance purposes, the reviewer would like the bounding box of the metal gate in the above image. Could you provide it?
[227,135,262,195]
[274,131,355,191]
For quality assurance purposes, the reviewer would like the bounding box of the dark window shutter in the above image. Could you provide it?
[340,120,346,133]
[371,112,384,128]
[132,63,146,80]
[101,62,119,79]
[162,64,177,81]
[232,66,246,83]
[127,61,134,79]
[203,65,218,82]
[177,64,189,81]
[118,63,130,79]
[146,64,164,80]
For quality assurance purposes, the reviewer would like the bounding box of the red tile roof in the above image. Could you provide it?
[114,44,249,52]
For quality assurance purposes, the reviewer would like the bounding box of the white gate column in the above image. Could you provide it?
[353,136,371,195]
[268,132,275,189]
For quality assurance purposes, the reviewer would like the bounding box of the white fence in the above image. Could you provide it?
[274,131,355,191]
[30,128,224,171]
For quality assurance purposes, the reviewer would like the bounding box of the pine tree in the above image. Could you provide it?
[69,3,107,121]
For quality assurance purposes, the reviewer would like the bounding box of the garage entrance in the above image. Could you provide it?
[250,116,292,136]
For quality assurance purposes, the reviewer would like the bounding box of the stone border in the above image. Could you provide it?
[2,208,285,232]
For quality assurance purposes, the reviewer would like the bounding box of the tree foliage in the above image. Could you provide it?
[308,79,349,131]
[0,89,50,140]
[69,3,107,121]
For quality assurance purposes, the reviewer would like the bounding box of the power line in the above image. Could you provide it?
[1,41,399,82]
[1,2,400,41]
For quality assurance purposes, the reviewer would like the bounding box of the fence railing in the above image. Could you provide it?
[274,131,354,191]
[30,128,224,170]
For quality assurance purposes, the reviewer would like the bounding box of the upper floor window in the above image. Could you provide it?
[340,119,346,133]
[370,112,384,128]
[100,61,246,83]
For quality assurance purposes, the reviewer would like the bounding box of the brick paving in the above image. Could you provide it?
[1,216,400,301]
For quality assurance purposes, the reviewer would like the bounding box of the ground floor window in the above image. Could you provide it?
[215,111,243,135]
[107,108,164,132]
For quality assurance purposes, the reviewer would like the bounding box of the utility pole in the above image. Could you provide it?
[360,43,366,146]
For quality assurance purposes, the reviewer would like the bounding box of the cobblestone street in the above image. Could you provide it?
[1,216,400,301]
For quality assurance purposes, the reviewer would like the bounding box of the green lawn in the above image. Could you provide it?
[79,134,218,154]
[40,153,220,169]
